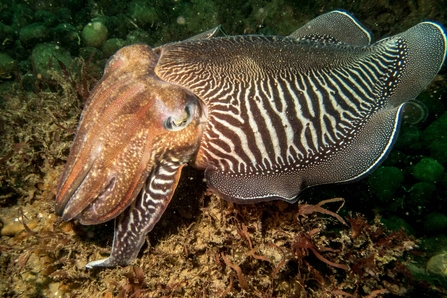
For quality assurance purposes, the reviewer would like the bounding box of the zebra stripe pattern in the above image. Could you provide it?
[86,160,183,267]
[157,36,408,176]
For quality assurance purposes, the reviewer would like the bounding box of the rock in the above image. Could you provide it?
[102,38,127,58]
[408,182,436,206]
[128,0,159,29]
[19,23,51,49]
[11,4,33,30]
[428,137,447,164]
[126,29,151,45]
[422,112,447,164]
[424,212,447,233]
[78,47,101,61]
[427,252,447,280]
[0,22,16,49]
[368,166,404,201]
[52,23,81,53]
[31,43,72,80]
[34,10,58,27]
[81,21,108,48]
[423,112,447,144]
[381,216,415,235]
[0,53,17,80]
[417,91,446,117]
[412,157,445,183]
[55,8,73,23]
[394,124,421,150]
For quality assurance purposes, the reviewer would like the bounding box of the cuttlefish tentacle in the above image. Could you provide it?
[86,161,184,268]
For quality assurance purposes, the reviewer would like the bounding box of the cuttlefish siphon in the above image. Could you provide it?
[55,10,447,268]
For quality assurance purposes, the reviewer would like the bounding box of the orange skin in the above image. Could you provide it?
[55,44,204,225]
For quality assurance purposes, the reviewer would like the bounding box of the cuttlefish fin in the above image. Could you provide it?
[204,104,406,204]
[289,10,371,45]
[86,161,184,268]
[184,25,223,41]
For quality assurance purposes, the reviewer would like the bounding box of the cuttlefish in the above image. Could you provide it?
[55,11,447,268]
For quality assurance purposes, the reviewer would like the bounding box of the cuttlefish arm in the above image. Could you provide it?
[86,161,184,268]
[55,44,204,267]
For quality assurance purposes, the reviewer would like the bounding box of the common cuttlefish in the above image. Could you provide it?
[55,11,447,268]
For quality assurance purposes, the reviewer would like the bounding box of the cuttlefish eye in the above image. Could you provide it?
[163,102,196,131]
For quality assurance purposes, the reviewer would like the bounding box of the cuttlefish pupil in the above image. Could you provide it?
[164,103,196,131]
[55,10,447,268]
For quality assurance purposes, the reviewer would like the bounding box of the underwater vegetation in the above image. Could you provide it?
[0,0,447,297]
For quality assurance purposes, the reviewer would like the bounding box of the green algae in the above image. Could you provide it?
[424,212,447,233]
[368,166,404,201]
[0,53,16,80]
[412,158,445,184]
[81,21,109,48]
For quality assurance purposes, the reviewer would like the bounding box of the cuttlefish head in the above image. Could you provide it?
[55,44,204,225]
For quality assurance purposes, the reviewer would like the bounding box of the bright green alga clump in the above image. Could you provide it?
[81,21,108,48]
[368,166,404,201]
[412,157,445,183]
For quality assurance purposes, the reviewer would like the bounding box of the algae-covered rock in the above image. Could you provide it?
[106,15,129,40]
[81,21,108,48]
[55,8,73,23]
[422,234,447,254]
[428,137,447,165]
[394,124,421,151]
[19,23,51,48]
[426,252,447,280]
[412,157,445,183]
[423,112,447,144]
[53,23,81,53]
[417,91,446,117]
[102,38,127,58]
[11,4,33,30]
[0,53,17,80]
[34,10,58,27]
[78,47,101,61]
[31,43,72,80]
[128,0,159,29]
[126,29,152,45]
[368,166,404,201]
[422,112,447,164]
[381,215,415,235]
[424,212,447,233]
[419,237,447,287]
[382,149,409,167]
[408,182,436,205]
[0,22,16,49]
